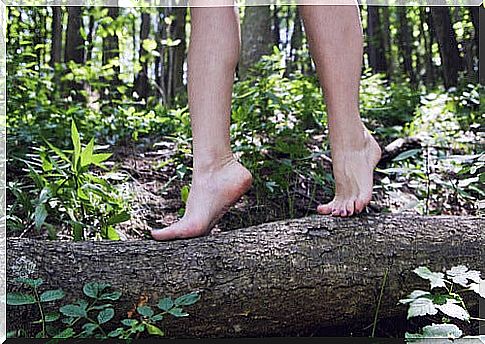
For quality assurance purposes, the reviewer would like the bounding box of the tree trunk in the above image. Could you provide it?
[64,6,84,64]
[134,12,151,101]
[168,6,187,105]
[396,7,416,85]
[430,6,461,88]
[7,214,483,338]
[240,5,273,78]
[50,6,63,67]
[286,7,303,76]
[380,7,392,79]
[102,7,120,84]
[366,6,387,74]
[420,8,435,86]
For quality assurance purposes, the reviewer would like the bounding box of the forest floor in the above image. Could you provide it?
[110,135,478,241]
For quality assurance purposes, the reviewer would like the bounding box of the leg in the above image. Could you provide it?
[151,4,252,241]
[299,5,381,217]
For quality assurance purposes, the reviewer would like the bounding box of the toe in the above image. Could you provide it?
[355,194,372,214]
[331,201,343,217]
[151,220,205,241]
[345,199,355,217]
[317,201,335,215]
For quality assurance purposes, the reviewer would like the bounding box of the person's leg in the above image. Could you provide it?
[299,5,381,217]
[151,4,252,241]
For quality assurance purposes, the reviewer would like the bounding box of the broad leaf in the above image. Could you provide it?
[157,297,174,311]
[174,292,200,306]
[80,138,95,168]
[53,327,75,339]
[407,298,438,319]
[97,308,115,324]
[168,307,189,317]
[121,319,138,327]
[107,211,130,226]
[7,292,36,305]
[137,305,154,318]
[399,290,430,304]
[146,323,164,337]
[83,282,110,299]
[108,328,124,337]
[413,267,446,289]
[14,278,43,288]
[99,291,122,301]
[446,265,481,287]
[436,299,470,321]
[59,304,87,318]
[82,323,98,335]
[40,289,65,302]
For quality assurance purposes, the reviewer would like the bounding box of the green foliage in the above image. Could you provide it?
[7,278,201,339]
[400,265,484,341]
[8,121,131,240]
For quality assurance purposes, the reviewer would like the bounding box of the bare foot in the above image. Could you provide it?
[151,159,253,241]
[317,130,382,217]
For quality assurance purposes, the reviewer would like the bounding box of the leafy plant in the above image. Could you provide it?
[7,279,201,340]
[399,265,484,341]
[12,120,131,240]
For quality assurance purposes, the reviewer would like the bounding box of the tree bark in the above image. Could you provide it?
[50,6,63,68]
[64,6,84,64]
[240,5,273,78]
[430,6,461,88]
[134,12,151,101]
[396,7,416,85]
[366,6,388,74]
[7,214,483,338]
[168,6,188,106]
[286,6,303,76]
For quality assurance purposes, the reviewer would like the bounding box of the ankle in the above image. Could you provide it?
[193,152,236,175]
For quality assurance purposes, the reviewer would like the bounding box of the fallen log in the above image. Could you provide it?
[7,214,484,338]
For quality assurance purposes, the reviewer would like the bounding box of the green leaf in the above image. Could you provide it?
[82,323,98,335]
[146,323,164,337]
[80,138,95,168]
[14,278,43,288]
[436,299,470,321]
[137,305,154,318]
[7,292,36,305]
[103,226,121,241]
[53,327,75,338]
[97,308,115,324]
[393,149,421,162]
[121,319,138,327]
[108,327,124,337]
[59,304,87,318]
[107,211,130,226]
[99,291,122,301]
[174,292,200,306]
[157,297,174,311]
[142,39,157,52]
[40,289,65,302]
[446,265,481,287]
[91,153,112,167]
[151,314,164,321]
[71,120,81,171]
[407,297,438,319]
[168,307,189,317]
[34,203,48,230]
[44,312,60,323]
[180,186,189,204]
[83,282,110,299]
[413,267,446,289]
